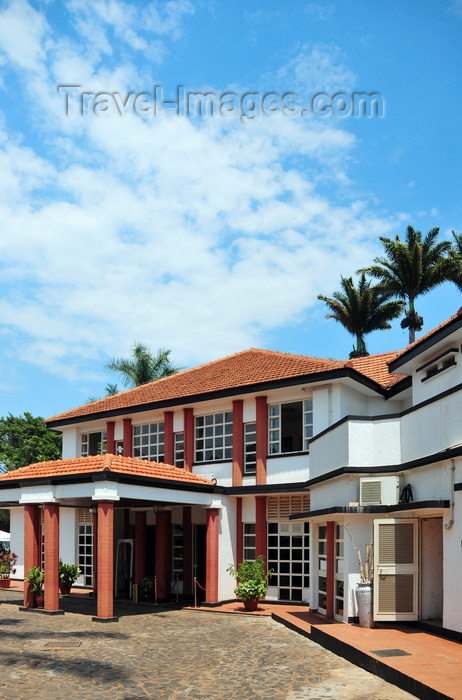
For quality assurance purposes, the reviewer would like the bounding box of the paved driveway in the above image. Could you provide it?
[0,592,414,699]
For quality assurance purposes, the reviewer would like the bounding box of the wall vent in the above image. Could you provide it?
[360,476,400,506]
[267,493,310,521]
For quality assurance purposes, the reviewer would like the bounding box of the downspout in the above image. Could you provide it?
[444,459,455,529]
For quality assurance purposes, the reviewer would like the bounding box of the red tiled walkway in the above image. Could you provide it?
[273,609,462,700]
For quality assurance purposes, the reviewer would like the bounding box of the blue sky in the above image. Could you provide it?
[0,0,461,419]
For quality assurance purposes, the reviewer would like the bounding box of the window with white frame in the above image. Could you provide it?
[77,509,93,587]
[195,412,233,462]
[133,422,165,462]
[81,431,107,457]
[244,422,256,474]
[268,399,313,454]
[243,523,256,560]
[174,432,184,468]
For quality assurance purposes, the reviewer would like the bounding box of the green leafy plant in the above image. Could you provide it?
[58,561,81,586]
[139,576,155,599]
[25,566,44,595]
[0,549,17,578]
[227,555,273,601]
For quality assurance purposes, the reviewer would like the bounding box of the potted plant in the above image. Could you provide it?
[58,561,81,594]
[345,525,374,628]
[227,555,273,611]
[139,576,155,601]
[25,566,45,608]
[0,549,18,588]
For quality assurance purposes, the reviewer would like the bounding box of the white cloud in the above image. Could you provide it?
[0,0,49,73]
[0,2,401,384]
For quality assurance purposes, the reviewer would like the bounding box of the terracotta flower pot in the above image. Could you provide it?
[243,596,260,612]
[35,594,44,609]
[0,578,11,588]
[59,582,71,595]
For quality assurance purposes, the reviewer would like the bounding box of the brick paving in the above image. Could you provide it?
[0,590,414,700]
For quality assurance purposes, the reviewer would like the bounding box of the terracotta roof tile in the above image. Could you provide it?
[0,454,215,485]
[47,348,407,425]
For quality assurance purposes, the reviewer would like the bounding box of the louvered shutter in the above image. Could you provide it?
[267,494,310,521]
[373,519,418,621]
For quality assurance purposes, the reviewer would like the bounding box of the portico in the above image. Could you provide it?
[0,454,220,620]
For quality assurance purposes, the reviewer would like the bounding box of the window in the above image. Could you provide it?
[81,431,107,457]
[172,524,183,581]
[195,412,233,462]
[335,524,344,620]
[268,399,313,454]
[174,432,184,468]
[244,422,256,474]
[133,422,165,462]
[267,521,310,602]
[243,523,256,560]
[77,509,93,587]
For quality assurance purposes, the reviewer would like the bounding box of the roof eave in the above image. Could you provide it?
[389,314,462,372]
[46,367,394,428]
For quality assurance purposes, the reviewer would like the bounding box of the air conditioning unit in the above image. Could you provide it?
[360,476,400,506]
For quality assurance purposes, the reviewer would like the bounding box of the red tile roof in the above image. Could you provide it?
[46,348,406,425]
[0,454,215,485]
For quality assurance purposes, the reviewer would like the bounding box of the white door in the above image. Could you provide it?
[373,518,418,621]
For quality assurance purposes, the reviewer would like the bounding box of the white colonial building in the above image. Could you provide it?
[1,311,461,629]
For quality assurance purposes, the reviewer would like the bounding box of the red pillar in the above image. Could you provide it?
[183,408,194,472]
[164,411,174,465]
[182,506,193,597]
[123,418,132,457]
[43,503,60,612]
[205,508,219,604]
[155,510,171,600]
[134,511,147,584]
[255,496,267,562]
[92,509,98,595]
[23,505,41,608]
[256,396,268,485]
[106,421,115,455]
[236,497,243,565]
[93,501,117,621]
[232,400,244,486]
[326,521,335,619]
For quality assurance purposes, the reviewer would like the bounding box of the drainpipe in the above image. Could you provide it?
[444,459,455,530]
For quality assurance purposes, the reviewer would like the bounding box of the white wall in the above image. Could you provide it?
[216,496,237,601]
[412,355,462,406]
[61,427,79,458]
[401,391,462,464]
[59,508,77,564]
[442,493,462,632]
[9,507,24,580]
[309,416,401,480]
[310,479,359,511]
[266,454,309,484]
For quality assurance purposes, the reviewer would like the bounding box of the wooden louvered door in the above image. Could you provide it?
[373,518,418,621]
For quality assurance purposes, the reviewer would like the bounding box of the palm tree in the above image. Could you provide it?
[87,383,120,404]
[106,343,182,388]
[317,274,404,358]
[359,226,452,344]
[447,230,462,292]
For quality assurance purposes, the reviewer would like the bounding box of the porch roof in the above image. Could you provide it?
[0,454,215,487]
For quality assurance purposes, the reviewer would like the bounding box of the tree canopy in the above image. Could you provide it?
[447,230,462,292]
[106,343,182,388]
[358,226,452,344]
[318,274,404,358]
[0,412,62,473]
